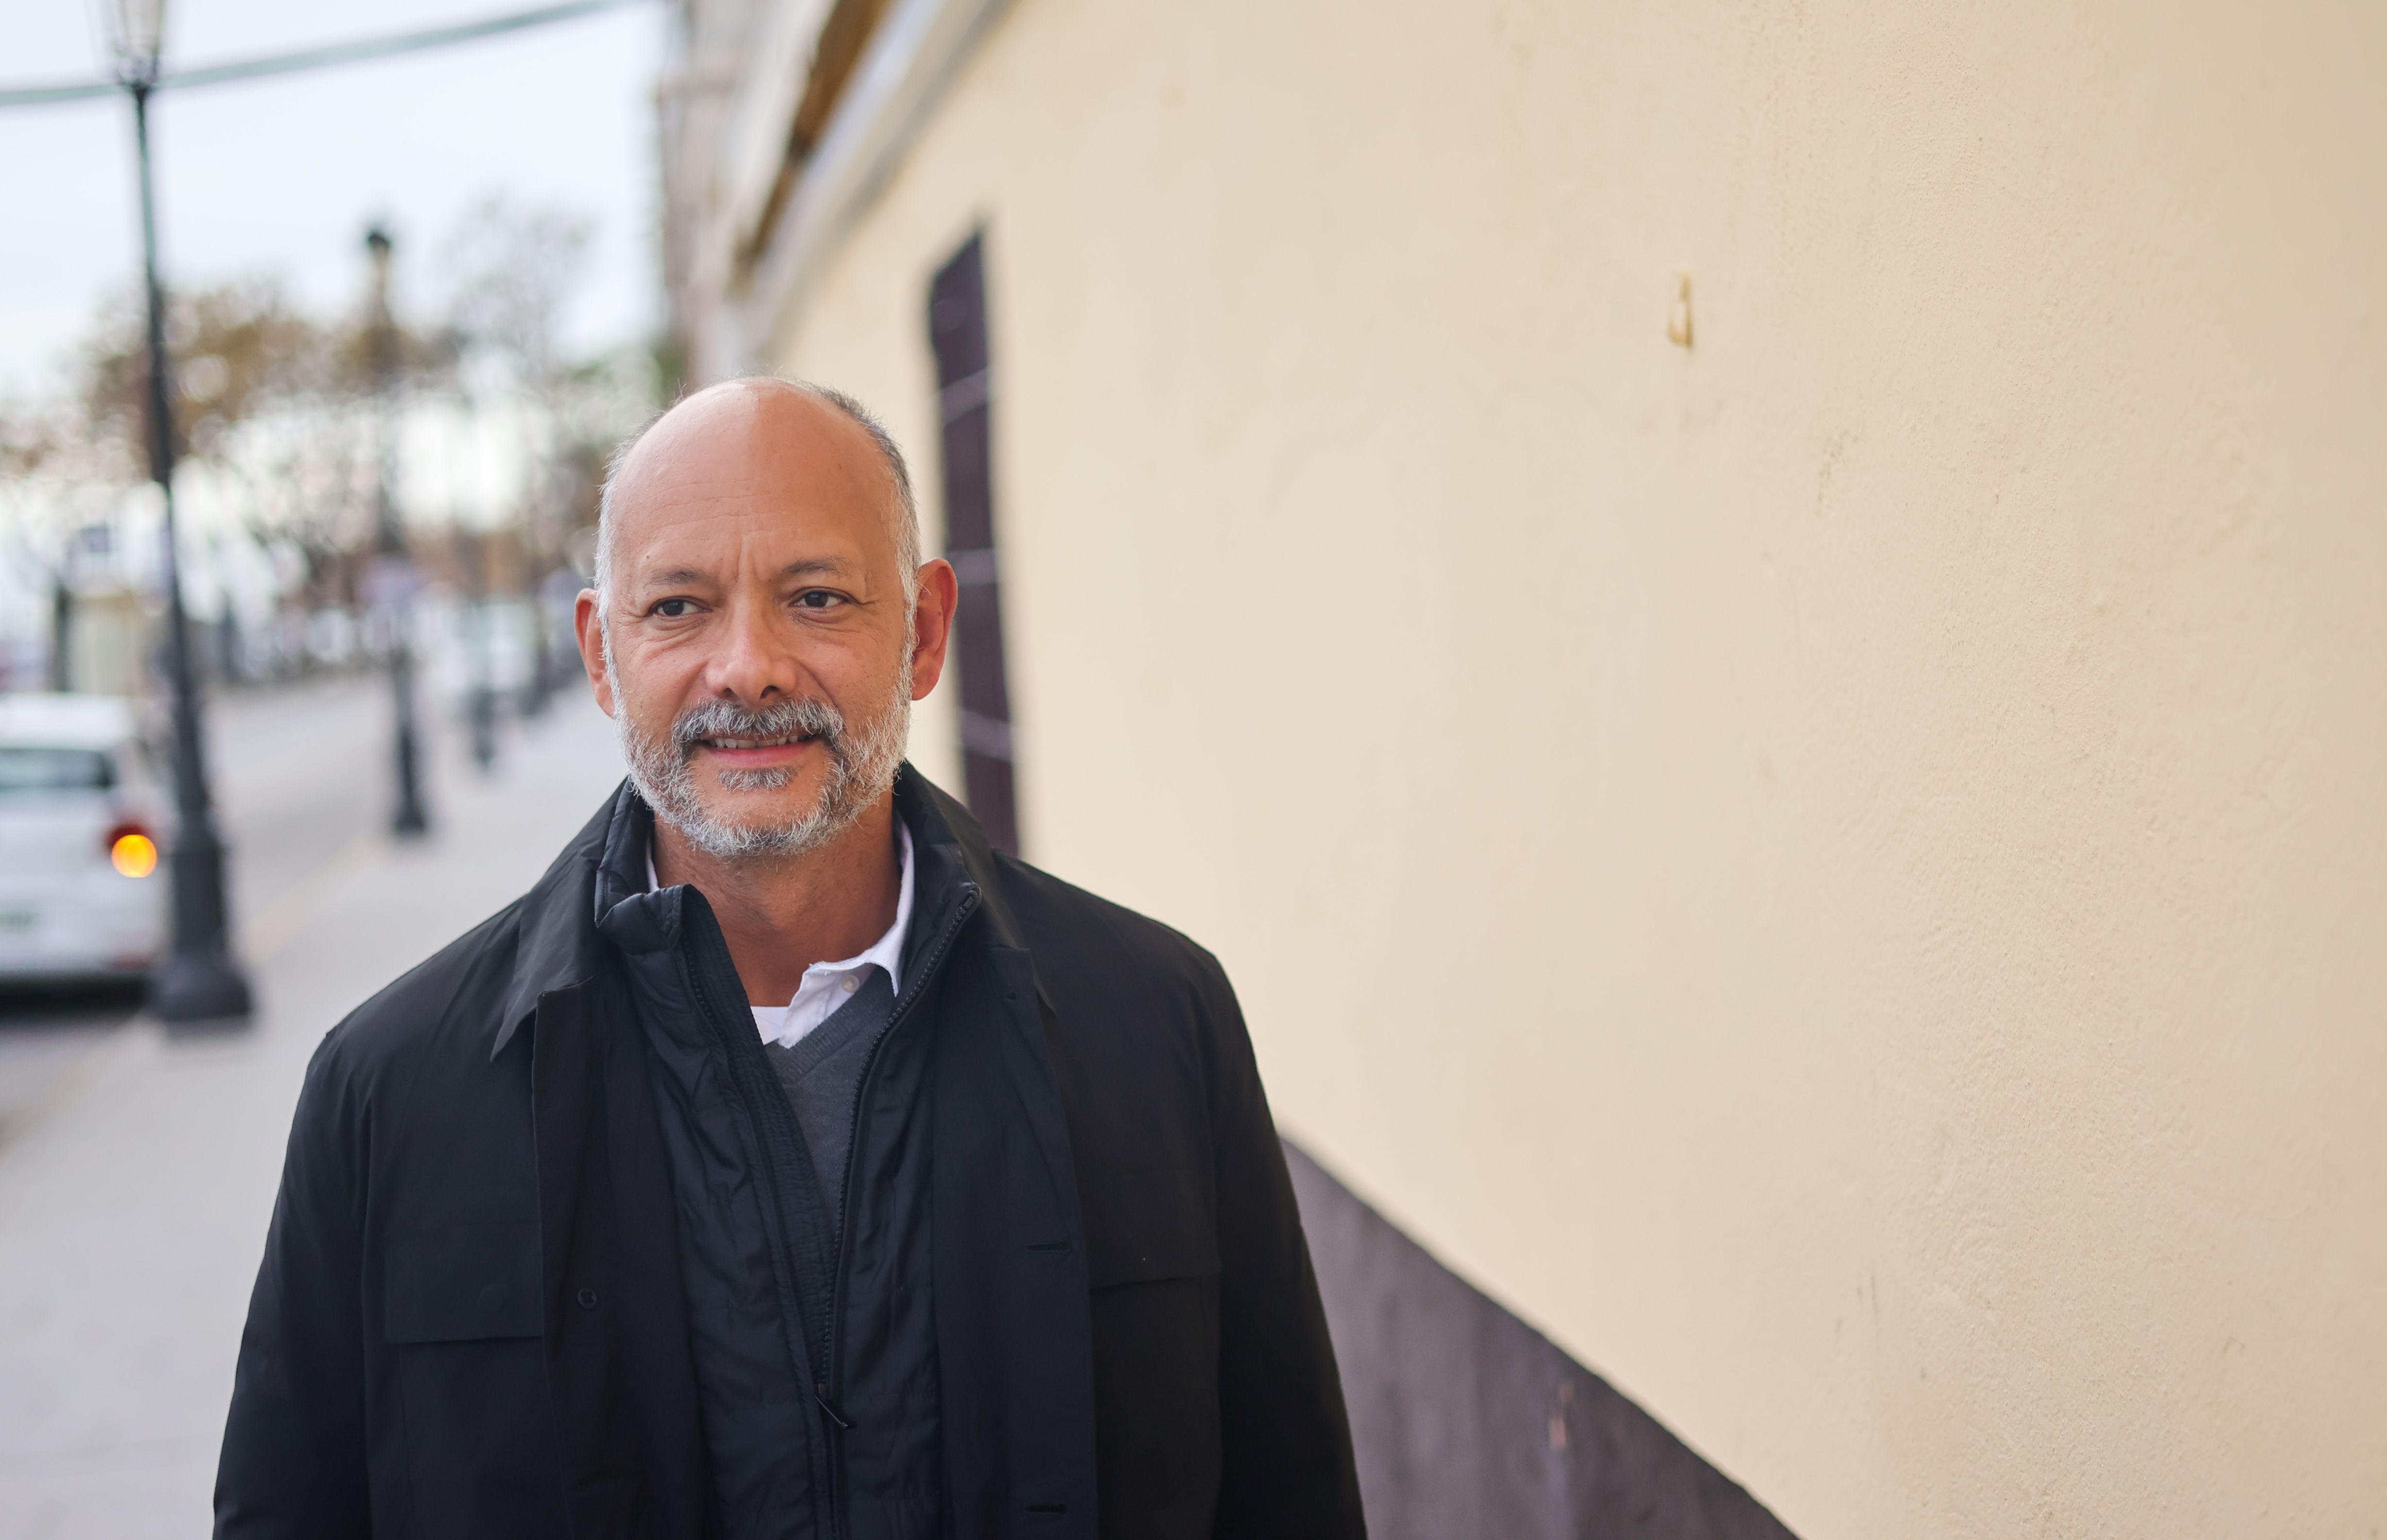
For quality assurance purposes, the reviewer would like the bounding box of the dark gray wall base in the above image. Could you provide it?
[1284,1142,1799,1540]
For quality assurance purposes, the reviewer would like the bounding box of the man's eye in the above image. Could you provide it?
[794,590,844,610]
[654,598,698,618]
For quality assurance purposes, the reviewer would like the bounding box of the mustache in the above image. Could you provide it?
[670,696,848,757]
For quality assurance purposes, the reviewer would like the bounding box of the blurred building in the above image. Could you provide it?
[658,3,2387,1537]
[61,590,152,698]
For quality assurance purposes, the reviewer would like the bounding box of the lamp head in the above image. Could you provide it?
[101,0,168,85]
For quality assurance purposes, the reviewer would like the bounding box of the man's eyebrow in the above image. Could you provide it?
[640,567,717,589]
[778,558,852,579]
[633,558,853,589]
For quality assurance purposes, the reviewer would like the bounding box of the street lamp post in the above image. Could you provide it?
[107,0,252,1022]
[364,226,430,837]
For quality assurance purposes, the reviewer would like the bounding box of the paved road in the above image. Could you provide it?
[0,677,553,1150]
[0,678,398,1146]
[0,681,626,1539]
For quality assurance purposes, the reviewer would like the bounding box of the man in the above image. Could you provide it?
[214,379,1364,1540]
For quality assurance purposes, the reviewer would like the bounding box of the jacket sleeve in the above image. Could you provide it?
[1198,959,1367,1540]
[214,1033,372,1540]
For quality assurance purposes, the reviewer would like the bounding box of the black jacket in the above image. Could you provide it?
[214,770,1364,1540]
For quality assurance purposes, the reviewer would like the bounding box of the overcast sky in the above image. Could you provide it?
[0,0,666,399]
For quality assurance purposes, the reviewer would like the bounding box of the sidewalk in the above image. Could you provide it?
[0,696,627,1540]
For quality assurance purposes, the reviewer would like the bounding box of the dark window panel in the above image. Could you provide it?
[927,232,1019,856]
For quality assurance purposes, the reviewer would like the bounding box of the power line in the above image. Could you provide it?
[0,0,651,110]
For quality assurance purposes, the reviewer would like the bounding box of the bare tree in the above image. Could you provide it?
[77,279,325,476]
[440,194,597,390]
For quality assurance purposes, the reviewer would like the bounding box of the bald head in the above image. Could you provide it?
[595,377,920,610]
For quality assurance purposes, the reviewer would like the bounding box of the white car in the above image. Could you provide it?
[0,694,170,983]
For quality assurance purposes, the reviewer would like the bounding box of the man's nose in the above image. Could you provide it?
[705,597,798,702]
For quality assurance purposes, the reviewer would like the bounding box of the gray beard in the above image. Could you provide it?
[608,646,912,863]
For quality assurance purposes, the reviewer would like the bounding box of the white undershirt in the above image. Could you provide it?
[646,821,915,1050]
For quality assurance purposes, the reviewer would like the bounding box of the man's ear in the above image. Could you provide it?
[574,590,616,718]
[906,559,959,700]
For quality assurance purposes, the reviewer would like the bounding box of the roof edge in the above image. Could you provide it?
[723,0,1012,371]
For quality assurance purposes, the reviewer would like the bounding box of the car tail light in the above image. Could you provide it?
[106,822,159,878]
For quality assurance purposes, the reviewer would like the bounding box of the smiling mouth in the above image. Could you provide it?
[669,698,848,773]
[692,732,831,773]
[700,731,820,752]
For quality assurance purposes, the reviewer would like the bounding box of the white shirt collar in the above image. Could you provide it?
[645,819,916,1049]
[847,820,914,997]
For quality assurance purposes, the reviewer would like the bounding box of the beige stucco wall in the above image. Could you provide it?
[767,2,2387,1535]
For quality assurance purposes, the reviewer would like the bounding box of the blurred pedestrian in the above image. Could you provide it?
[213,378,1364,1540]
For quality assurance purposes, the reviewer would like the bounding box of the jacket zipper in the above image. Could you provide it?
[678,920,846,1538]
[816,881,979,1540]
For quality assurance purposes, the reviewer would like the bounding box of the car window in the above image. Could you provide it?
[0,746,117,793]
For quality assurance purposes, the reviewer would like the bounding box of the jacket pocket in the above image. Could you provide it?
[382,1223,564,1539]
[1089,1272,1222,1534]
[1082,1164,1220,1290]
[1081,1151,1223,1532]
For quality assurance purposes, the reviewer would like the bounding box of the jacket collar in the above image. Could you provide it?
[491,764,1018,1059]
[492,789,622,1058]
[897,766,1026,952]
